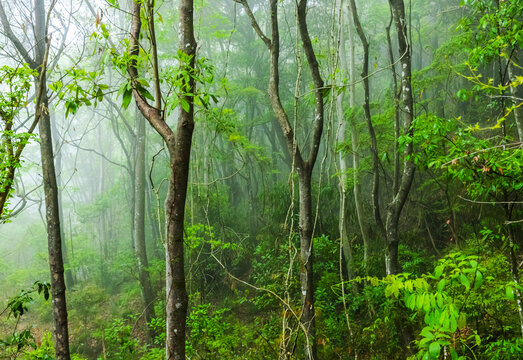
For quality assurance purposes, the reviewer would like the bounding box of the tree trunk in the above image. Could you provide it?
[341,1,370,275]
[133,108,157,342]
[34,1,70,357]
[128,1,195,358]
[50,113,74,289]
[298,167,317,360]
[236,1,322,358]
[385,0,416,275]
[349,0,386,258]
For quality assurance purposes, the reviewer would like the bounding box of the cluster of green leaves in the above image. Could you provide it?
[4,281,50,319]
[48,68,108,118]
[412,114,523,201]
[458,0,523,66]
[103,316,140,359]
[346,249,523,359]
[0,64,37,215]
[0,281,49,356]
[162,51,217,114]
[0,64,35,122]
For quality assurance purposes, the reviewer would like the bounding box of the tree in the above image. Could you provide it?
[126,0,197,357]
[0,1,71,358]
[234,1,326,358]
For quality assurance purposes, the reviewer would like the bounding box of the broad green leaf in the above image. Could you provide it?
[474,271,483,290]
[434,265,444,279]
[437,279,446,292]
[459,274,470,289]
[506,286,515,301]
[122,88,132,109]
[429,342,441,359]
[180,98,190,113]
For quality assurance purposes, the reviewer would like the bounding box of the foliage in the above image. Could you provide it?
[0,64,37,218]
[0,282,49,357]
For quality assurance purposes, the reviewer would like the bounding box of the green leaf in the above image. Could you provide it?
[417,292,425,310]
[180,98,190,113]
[458,313,466,328]
[450,314,458,332]
[406,293,416,310]
[136,84,154,101]
[423,293,431,312]
[506,286,515,301]
[437,279,446,292]
[459,274,470,289]
[429,342,441,359]
[474,271,483,290]
[434,265,444,279]
[122,88,132,109]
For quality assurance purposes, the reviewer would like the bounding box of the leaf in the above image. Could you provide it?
[406,293,416,310]
[450,347,458,360]
[136,84,154,101]
[434,265,444,279]
[450,314,458,332]
[417,292,425,310]
[180,98,190,113]
[436,292,444,308]
[458,313,466,328]
[474,271,483,290]
[122,88,132,109]
[459,274,470,289]
[423,293,431,312]
[429,342,441,359]
[506,286,515,301]
[437,279,445,292]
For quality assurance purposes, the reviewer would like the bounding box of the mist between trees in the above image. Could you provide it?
[0,0,522,359]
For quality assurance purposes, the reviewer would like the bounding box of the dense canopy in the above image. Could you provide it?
[0,0,522,359]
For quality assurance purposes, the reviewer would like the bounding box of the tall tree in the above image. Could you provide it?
[0,1,71,358]
[127,0,196,358]
[385,0,416,275]
[348,0,384,276]
[234,1,325,358]
[133,107,156,341]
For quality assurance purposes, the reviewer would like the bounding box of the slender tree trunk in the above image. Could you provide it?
[384,0,416,275]
[342,1,370,275]
[128,1,195,358]
[40,95,70,360]
[50,113,74,288]
[349,0,386,248]
[236,2,322,358]
[336,2,353,279]
[34,1,70,357]
[164,1,195,355]
[133,108,157,342]
[297,167,317,360]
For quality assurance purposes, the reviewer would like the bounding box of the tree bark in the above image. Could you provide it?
[128,1,195,358]
[348,0,386,247]
[133,107,157,342]
[50,113,74,289]
[235,1,322,358]
[0,1,71,358]
[36,31,71,360]
[385,0,416,275]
